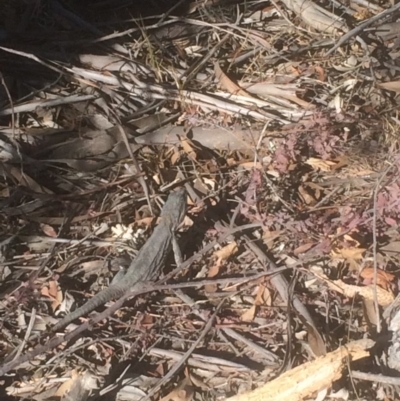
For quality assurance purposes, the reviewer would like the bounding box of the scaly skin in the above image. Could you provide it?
[52,188,187,332]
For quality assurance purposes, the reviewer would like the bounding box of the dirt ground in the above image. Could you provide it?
[1,0,400,400]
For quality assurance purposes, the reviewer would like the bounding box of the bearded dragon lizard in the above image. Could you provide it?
[52,187,187,332]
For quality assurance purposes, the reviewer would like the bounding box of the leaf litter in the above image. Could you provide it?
[2,0,400,399]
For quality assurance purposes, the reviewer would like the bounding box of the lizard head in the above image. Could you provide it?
[161,187,187,228]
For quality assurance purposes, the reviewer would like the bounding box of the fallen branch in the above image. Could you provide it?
[225,339,375,401]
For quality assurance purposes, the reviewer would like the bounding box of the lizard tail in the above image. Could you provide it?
[52,284,127,332]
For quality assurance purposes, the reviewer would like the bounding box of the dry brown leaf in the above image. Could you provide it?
[343,234,361,246]
[363,298,378,327]
[41,280,63,311]
[360,267,395,289]
[159,379,195,401]
[331,155,348,170]
[353,8,373,19]
[241,304,257,322]
[135,216,156,228]
[180,137,198,161]
[57,370,99,401]
[380,241,400,262]
[255,284,272,306]
[208,263,221,278]
[56,370,80,397]
[305,158,337,172]
[298,185,316,205]
[170,148,181,165]
[214,242,238,264]
[214,62,252,97]
[205,264,220,293]
[293,243,314,255]
[304,321,327,357]
[262,229,283,248]
[181,215,194,229]
[314,65,326,82]
[202,177,216,191]
[238,161,263,170]
[241,285,270,322]
[331,247,366,270]
[336,247,366,260]
[40,223,58,238]
[206,243,237,292]
[378,81,400,93]
[48,280,59,300]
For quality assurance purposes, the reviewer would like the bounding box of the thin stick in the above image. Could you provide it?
[371,161,396,333]
[142,300,224,400]
[326,2,400,55]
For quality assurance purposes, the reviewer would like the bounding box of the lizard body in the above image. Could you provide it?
[52,188,187,332]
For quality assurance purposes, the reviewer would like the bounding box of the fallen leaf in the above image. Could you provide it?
[170,147,181,165]
[331,247,366,271]
[214,242,238,264]
[336,247,366,260]
[363,298,378,327]
[314,65,326,82]
[360,267,395,289]
[255,284,272,306]
[305,321,327,357]
[214,61,251,97]
[306,158,338,172]
[208,263,220,278]
[41,280,63,311]
[56,370,80,397]
[293,243,315,255]
[385,217,397,226]
[378,81,400,93]
[262,229,282,248]
[343,235,361,247]
[331,247,366,270]
[206,243,238,293]
[159,379,194,401]
[205,262,221,293]
[298,185,316,205]
[239,161,263,170]
[241,304,256,322]
[179,136,198,161]
[56,370,99,399]
[40,223,58,238]
[135,217,155,228]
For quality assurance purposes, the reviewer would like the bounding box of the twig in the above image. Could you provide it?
[180,33,231,86]
[142,300,224,400]
[13,308,36,361]
[372,161,397,333]
[0,271,285,376]
[115,122,153,215]
[148,348,250,371]
[0,93,96,116]
[326,2,400,55]
[161,223,264,281]
[351,370,400,385]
